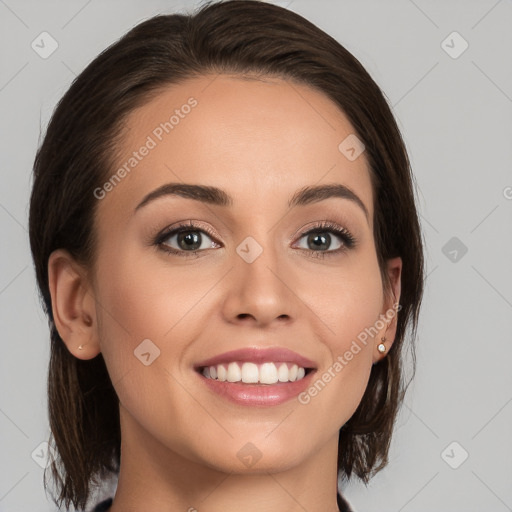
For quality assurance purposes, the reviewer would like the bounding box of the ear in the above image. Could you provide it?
[47,249,100,360]
[373,256,402,364]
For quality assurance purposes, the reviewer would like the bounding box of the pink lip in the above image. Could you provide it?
[193,347,317,371]
[196,369,317,407]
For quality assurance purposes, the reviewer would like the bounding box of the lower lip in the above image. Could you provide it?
[196,369,317,406]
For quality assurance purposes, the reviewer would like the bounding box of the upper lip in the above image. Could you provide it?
[194,347,317,370]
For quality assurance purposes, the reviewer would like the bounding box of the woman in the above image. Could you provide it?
[29,1,424,511]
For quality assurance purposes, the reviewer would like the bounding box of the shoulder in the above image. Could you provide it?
[90,497,113,512]
[91,495,353,511]
[338,491,356,512]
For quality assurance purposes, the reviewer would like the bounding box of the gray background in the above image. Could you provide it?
[1,0,511,511]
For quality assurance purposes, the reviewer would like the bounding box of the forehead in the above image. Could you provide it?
[99,74,373,224]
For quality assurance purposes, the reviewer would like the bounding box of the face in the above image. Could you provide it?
[71,75,401,474]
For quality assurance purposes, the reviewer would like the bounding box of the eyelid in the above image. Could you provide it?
[156,220,220,242]
[288,217,353,237]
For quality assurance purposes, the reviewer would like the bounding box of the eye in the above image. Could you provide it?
[155,221,220,257]
[293,221,356,258]
[153,220,357,259]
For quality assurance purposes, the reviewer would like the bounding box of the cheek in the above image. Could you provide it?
[94,243,205,341]
[297,250,384,350]
[294,252,383,421]
[92,246,199,421]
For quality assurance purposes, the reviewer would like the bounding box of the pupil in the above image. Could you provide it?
[179,231,201,250]
[309,232,329,251]
[175,231,332,252]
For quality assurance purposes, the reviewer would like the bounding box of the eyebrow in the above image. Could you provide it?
[135,182,369,221]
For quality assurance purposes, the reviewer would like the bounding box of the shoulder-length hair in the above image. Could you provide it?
[29,1,424,509]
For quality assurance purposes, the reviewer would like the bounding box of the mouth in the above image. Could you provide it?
[192,346,318,405]
[195,362,316,385]
[194,362,318,407]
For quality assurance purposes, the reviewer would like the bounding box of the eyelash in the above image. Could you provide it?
[154,220,357,259]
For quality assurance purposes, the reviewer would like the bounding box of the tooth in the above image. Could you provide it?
[204,361,309,384]
[217,364,227,381]
[277,363,289,382]
[260,362,278,384]
[241,362,259,383]
[227,362,242,382]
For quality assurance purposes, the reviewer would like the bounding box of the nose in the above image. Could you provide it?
[220,237,298,328]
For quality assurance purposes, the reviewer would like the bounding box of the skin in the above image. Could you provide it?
[48,74,401,512]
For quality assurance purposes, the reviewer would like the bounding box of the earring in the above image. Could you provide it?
[78,344,85,350]
[377,337,386,353]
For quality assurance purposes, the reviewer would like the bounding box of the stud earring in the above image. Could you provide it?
[377,337,386,354]
[78,344,85,350]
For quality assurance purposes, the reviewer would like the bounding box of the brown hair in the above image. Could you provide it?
[29,0,424,509]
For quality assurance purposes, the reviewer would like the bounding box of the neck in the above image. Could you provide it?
[108,404,341,512]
